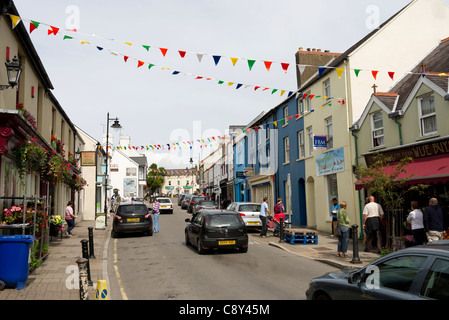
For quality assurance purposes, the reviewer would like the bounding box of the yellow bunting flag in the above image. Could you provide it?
[10,15,21,29]
[230,57,238,66]
[336,68,344,79]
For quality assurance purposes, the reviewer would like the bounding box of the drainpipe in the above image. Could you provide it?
[388,110,404,146]
[349,124,364,239]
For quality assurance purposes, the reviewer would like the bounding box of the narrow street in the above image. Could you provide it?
[107,204,337,300]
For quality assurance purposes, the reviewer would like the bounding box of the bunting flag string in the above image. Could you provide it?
[19,21,295,97]
[10,13,449,82]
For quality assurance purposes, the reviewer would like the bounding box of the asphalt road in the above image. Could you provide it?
[107,203,337,300]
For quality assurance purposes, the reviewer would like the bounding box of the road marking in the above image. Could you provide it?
[113,238,128,300]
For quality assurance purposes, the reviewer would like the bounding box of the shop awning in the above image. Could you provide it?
[355,153,449,190]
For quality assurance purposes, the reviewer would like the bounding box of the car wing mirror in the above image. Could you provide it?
[348,271,363,285]
[185,218,191,223]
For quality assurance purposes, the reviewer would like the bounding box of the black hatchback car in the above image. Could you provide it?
[112,201,153,238]
[306,241,449,300]
[185,210,248,254]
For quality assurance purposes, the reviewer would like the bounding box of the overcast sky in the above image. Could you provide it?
[13,0,415,168]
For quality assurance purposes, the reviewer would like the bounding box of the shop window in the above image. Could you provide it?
[326,174,338,218]
[371,112,384,148]
[419,94,437,136]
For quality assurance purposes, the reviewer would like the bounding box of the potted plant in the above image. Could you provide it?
[49,215,65,236]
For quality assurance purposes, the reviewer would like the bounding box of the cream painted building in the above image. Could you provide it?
[299,0,449,234]
[0,4,85,219]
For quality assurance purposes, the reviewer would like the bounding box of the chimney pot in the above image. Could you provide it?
[312,48,316,52]
[299,47,303,51]
[307,48,311,51]
[317,49,321,52]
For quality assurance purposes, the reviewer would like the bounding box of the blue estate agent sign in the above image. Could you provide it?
[314,136,327,149]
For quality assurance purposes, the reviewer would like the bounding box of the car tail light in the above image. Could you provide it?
[144,213,152,219]
[114,215,122,221]
[199,207,203,210]
[190,201,195,204]
[239,213,245,217]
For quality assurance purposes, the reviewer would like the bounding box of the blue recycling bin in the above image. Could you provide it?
[0,235,35,290]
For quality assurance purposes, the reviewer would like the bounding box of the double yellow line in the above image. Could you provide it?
[113,238,128,300]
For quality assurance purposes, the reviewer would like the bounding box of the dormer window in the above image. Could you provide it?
[419,94,437,136]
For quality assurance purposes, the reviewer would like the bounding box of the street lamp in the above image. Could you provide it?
[104,113,122,226]
[190,157,193,194]
[0,56,23,90]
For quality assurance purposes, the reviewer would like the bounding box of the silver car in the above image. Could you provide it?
[226,202,262,229]
[192,200,218,214]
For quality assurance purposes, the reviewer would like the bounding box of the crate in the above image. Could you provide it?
[283,232,318,245]
[283,228,318,236]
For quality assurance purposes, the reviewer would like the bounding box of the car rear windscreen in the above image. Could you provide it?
[198,201,216,206]
[119,205,148,214]
[158,199,171,203]
[239,204,261,212]
[207,214,243,227]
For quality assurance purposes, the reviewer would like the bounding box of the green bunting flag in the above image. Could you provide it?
[247,59,256,71]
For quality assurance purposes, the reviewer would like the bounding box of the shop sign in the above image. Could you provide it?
[81,152,96,166]
[316,147,345,176]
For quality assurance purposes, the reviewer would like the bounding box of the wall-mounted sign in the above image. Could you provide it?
[316,147,345,176]
[81,152,96,166]
[314,136,327,150]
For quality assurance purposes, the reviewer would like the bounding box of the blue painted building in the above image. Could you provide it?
[234,134,250,202]
[274,93,307,227]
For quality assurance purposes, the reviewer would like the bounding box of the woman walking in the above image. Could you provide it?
[337,201,351,258]
[65,201,78,237]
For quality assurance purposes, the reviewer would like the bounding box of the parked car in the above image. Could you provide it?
[178,194,187,206]
[185,210,248,254]
[192,200,218,214]
[306,241,449,300]
[181,194,194,210]
[112,201,153,238]
[155,197,173,214]
[187,196,206,213]
[226,202,262,229]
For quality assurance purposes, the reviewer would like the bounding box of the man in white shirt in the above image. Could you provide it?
[259,197,270,238]
[362,196,384,253]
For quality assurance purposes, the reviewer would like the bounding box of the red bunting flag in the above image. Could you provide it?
[388,71,395,80]
[48,26,59,35]
[124,56,129,62]
[159,48,168,57]
[295,114,300,120]
[137,60,145,68]
[30,21,39,33]
[281,63,290,73]
[178,50,186,58]
[264,61,272,71]
[254,86,260,91]
[372,70,379,80]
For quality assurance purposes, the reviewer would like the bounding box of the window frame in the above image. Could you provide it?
[371,111,384,148]
[297,130,305,159]
[284,136,290,164]
[326,116,333,149]
[418,94,437,137]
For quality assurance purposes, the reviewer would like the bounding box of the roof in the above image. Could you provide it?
[130,156,148,167]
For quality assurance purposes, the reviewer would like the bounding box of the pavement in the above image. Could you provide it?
[0,215,380,300]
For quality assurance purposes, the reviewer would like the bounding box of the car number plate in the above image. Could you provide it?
[127,218,140,222]
[161,206,168,208]
[248,222,259,225]
[219,240,235,245]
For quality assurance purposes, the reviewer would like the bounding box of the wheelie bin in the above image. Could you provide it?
[0,235,35,290]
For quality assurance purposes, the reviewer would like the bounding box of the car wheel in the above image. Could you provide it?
[111,229,119,238]
[146,228,153,236]
[185,232,190,246]
[197,239,206,254]
[314,292,331,300]
[239,246,248,253]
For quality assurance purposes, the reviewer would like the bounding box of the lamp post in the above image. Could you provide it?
[188,157,193,194]
[0,56,23,90]
[104,113,122,226]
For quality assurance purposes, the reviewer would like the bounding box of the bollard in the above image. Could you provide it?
[76,258,89,300]
[95,280,109,300]
[279,217,284,243]
[81,239,93,286]
[88,227,96,259]
[350,224,362,264]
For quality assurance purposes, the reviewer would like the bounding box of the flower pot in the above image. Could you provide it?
[49,224,59,237]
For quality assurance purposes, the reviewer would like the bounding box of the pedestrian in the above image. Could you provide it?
[152,198,160,233]
[330,198,341,237]
[64,201,77,237]
[259,197,270,238]
[423,198,445,243]
[407,201,426,246]
[362,196,384,253]
[337,201,350,258]
[274,198,285,215]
